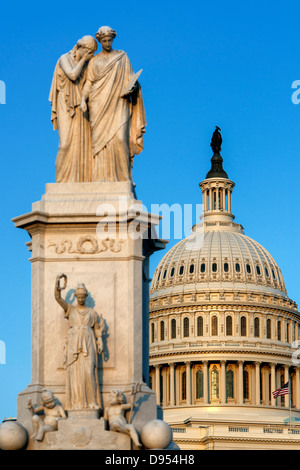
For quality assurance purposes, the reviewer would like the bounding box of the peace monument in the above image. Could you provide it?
[4,26,173,451]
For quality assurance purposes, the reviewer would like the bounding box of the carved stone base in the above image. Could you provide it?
[67,409,100,420]
[13,181,166,447]
[27,417,131,450]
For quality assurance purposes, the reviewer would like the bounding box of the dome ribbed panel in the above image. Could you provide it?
[151,230,287,296]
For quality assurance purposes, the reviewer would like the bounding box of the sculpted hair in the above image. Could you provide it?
[95,26,117,42]
[77,35,98,52]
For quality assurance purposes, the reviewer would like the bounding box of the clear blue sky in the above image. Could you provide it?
[0,0,299,420]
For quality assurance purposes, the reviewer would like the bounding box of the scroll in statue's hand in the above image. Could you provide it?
[120,69,142,98]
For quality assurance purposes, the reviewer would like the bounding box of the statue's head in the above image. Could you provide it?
[95,26,116,52]
[41,389,55,408]
[76,35,98,57]
[75,283,88,305]
[109,389,124,405]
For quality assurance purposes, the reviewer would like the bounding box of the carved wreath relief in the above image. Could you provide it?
[48,235,123,254]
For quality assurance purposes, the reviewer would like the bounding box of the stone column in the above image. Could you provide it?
[186,362,191,405]
[155,365,161,406]
[238,361,244,404]
[255,362,261,406]
[175,366,180,405]
[296,367,300,410]
[222,188,226,211]
[209,188,213,211]
[264,366,270,406]
[220,361,226,404]
[203,361,209,404]
[228,188,232,213]
[284,365,290,408]
[202,189,208,211]
[270,363,276,406]
[169,363,175,407]
[162,368,168,407]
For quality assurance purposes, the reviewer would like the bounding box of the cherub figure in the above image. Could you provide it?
[104,389,142,448]
[28,389,67,441]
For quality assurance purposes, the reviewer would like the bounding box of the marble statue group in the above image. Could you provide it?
[49,26,146,183]
[5,25,174,451]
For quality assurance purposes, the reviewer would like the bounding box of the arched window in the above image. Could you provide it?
[243,370,249,400]
[271,268,276,279]
[189,264,194,274]
[235,263,241,273]
[181,371,186,401]
[286,322,290,343]
[256,265,261,275]
[226,316,233,336]
[211,368,219,399]
[212,316,218,336]
[179,265,184,275]
[183,317,189,337]
[246,264,251,274]
[170,267,175,277]
[254,317,260,337]
[293,322,296,342]
[171,319,176,339]
[160,321,165,341]
[151,323,155,343]
[197,316,203,336]
[267,319,271,339]
[163,269,167,279]
[277,321,281,341]
[226,369,234,399]
[200,263,206,273]
[157,271,161,282]
[265,267,269,278]
[241,316,247,336]
[224,262,229,272]
[212,263,218,272]
[196,369,203,399]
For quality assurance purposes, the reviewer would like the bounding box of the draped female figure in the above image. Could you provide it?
[54,275,104,411]
[49,36,97,182]
[80,26,146,182]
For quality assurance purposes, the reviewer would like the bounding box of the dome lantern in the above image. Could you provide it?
[199,127,237,227]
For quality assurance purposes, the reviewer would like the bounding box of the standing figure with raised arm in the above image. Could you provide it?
[54,274,104,411]
[49,36,97,182]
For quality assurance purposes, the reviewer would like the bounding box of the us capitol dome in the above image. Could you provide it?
[149,128,300,450]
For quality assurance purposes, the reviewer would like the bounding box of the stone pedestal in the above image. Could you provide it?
[28,417,131,450]
[13,182,166,449]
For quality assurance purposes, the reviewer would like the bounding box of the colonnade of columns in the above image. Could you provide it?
[150,360,300,410]
[202,186,233,213]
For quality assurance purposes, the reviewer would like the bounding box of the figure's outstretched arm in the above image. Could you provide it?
[54,274,68,313]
